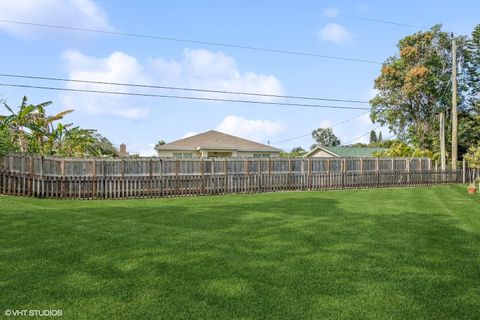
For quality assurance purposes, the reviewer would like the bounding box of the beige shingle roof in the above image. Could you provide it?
[156,130,282,152]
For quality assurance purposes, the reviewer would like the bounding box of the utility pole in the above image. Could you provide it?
[440,112,446,171]
[451,36,458,170]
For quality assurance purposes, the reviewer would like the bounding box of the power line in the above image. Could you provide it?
[0,19,381,65]
[0,83,371,110]
[343,15,428,31]
[343,125,382,145]
[0,73,370,104]
[272,111,369,145]
[245,0,450,33]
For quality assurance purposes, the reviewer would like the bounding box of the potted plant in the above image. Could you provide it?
[468,182,478,194]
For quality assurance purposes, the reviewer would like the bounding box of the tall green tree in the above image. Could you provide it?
[0,126,17,156]
[62,127,97,157]
[369,130,378,145]
[466,24,480,111]
[0,96,45,152]
[370,25,468,150]
[91,134,119,157]
[0,96,116,157]
[311,128,341,149]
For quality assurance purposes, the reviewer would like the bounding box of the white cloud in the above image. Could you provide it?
[182,131,198,139]
[216,115,284,143]
[124,142,157,157]
[0,0,113,38]
[61,49,284,119]
[150,49,284,101]
[62,50,150,119]
[318,23,352,45]
[323,7,341,17]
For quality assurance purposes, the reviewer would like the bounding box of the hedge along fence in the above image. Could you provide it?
[0,153,468,199]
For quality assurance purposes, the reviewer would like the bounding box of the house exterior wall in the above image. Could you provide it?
[203,149,238,157]
[156,150,201,158]
[237,151,279,158]
[310,150,335,158]
[156,150,280,158]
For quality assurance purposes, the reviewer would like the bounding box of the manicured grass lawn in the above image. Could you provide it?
[1,185,480,319]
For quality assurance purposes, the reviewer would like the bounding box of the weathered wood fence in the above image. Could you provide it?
[0,154,468,199]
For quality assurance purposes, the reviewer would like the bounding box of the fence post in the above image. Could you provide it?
[149,159,153,197]
[406,158,410,184]
[307,158,311,190]
[175,159,179,195]
[159,159,163,196]
[29,155,34,196]
[245,159,250,193]
[102,160,106,199]
[40,156,44,197]
[326,158,331,189]
[419,158,423,185]
[258,159,261,192]
[60,159,65,198]
[463,158,466,184]
[200,158,205,194]
[268,157,272,191]
[288,158,292,190]
[92,158,96,199]
[224,158,228,194]
[210,158,214,194]
[121,159,125,198]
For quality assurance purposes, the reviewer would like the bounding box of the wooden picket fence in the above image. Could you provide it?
[0,154,468,200]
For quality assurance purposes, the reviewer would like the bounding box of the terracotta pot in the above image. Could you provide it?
[468,186,477,194]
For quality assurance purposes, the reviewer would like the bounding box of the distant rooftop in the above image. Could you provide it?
[305,146,387,157]
[156,130,282,152]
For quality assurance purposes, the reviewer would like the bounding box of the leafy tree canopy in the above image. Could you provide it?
[465,145,480,168]
[370,25,469,150]
[311,128,340,149]
[279,146,306,158]
[0,96,117,157]
[374,142,437,160]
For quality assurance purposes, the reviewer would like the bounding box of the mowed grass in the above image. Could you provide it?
[1,185,480,319]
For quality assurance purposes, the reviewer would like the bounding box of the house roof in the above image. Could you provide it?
[156,130,282,153]
[305,146,387,157]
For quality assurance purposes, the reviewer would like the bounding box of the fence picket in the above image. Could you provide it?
[0,154,472,200]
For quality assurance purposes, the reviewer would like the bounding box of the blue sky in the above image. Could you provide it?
[0,0,478,155]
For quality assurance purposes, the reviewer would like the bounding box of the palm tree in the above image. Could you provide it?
[62,127,97,157]
[0,97,44,152]
[1,96,116,158]
[0,96,74,154]
[30,103,73,154]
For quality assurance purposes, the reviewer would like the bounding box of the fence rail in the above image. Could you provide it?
[2,154,433,176]
[0,154,469,200]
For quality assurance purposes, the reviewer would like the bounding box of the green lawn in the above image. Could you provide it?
[1,185,480,319]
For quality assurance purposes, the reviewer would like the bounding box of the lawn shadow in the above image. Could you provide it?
[1,193,480,319]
